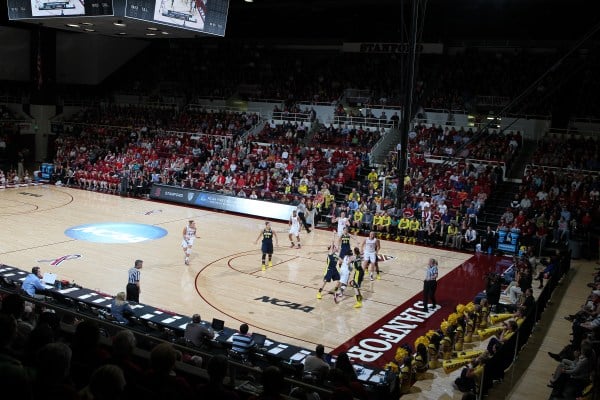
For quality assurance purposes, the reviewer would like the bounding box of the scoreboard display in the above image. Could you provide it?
[125,0,228,36]
[6,0,228,37]
[8,0,113,18]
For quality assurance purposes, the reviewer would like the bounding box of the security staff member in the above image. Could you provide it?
[126,259,143,302]
[423,258,438,312]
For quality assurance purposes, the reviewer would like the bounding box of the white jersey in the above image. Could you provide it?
[339,255,353,285]
[364,237,378,254]
[182,225,196,247]
[289,215,301,235]
[184,225,196,240]
[337,217,349,236]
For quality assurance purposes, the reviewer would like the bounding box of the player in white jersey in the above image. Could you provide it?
[182,220,199,265]
[361,231,381,281]
[288,210,302,249]
[335,251,355,302]
[333,211,350,237]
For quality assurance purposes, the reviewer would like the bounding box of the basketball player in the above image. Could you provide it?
[317,245,340,299]
[338,226,354,259]
[255,221,278,271]
[361,231,381,281]
[332,211,350,237]
[349,247,365,308]
[289,210,302,249]
[334,249,357,303]
[182,220,199,265]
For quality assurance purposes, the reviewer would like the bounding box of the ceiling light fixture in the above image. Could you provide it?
[161,31,169,35]
[66,23,80,28]
[147,27,158,31]
[84,28,95,32]
[81,22,93,26]
[113,20,126,27]
[146,33,156,36]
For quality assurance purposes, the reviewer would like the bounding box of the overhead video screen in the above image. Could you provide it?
[7,0,113,18]
[125,0,228,36]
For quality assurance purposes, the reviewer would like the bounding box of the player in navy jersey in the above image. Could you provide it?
[317,245,341,299]
[350,248,365,308]
[255,221,278,271]
[338,227,354,259]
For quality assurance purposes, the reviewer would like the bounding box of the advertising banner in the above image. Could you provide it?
[150,184,297,221]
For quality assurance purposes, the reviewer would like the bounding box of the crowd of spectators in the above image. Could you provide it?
[49,101,532,254]
[309,124,383,151]
[105,41,430,107]
[546,275,599,399]
[420,50,555,115]
[50,105,371,208]
[52,103,513,253]
[337,121,521,250]
[491,132,600,259]
[37,101,600,269]
[0,290,381,400]
[532,132,599,171]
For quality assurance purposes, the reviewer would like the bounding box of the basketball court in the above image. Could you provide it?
[0,185,483,366]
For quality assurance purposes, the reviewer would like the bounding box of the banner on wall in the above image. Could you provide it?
[342,42,444,54]
[497,229,520,254]
[149,184,297,221]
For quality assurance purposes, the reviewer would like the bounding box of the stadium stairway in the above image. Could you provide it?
[507,139,537,180]
[475,181,521,234]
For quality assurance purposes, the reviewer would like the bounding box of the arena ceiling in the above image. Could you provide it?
[0,0,597,41]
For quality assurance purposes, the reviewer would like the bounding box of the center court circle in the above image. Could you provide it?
[65,223,168,244]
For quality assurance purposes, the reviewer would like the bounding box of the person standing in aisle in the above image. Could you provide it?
[126,259,143,303]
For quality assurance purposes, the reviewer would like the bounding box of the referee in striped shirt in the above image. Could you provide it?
[126,259,143,302]
[423,258,438,312]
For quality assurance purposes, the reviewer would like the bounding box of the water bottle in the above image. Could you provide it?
[57,281,62,290]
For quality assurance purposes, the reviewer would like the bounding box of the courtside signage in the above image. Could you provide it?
[150,184,297,221]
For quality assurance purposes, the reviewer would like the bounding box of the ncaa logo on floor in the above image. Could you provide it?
[65,223,168,243]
